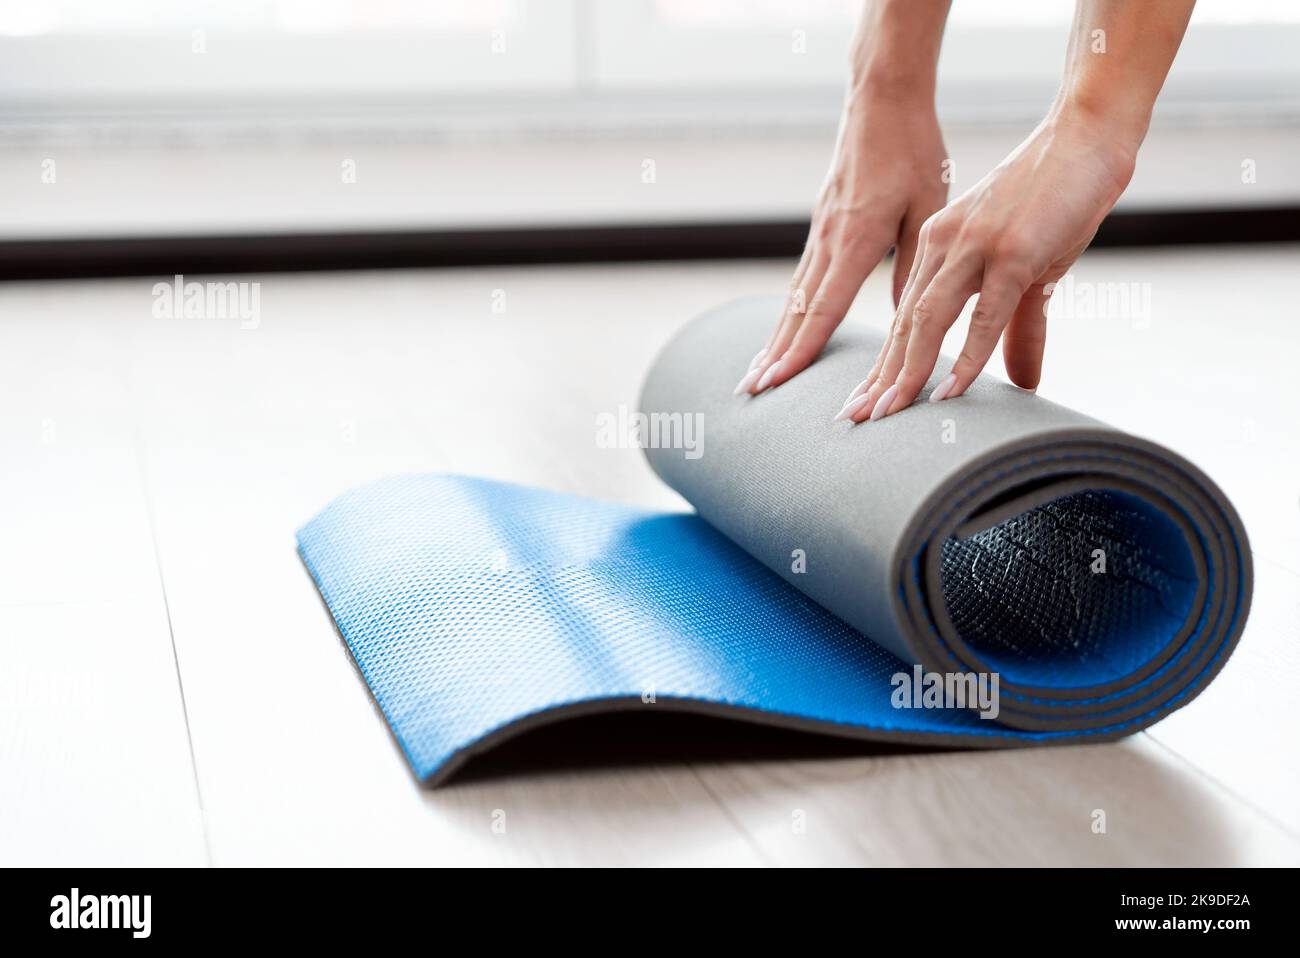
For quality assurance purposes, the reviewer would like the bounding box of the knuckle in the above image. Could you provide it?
[957,223,995,256]
[991,232,1032,268]
[999,261,1037,293]
[910,298,935,330]
[805,294,834,321]
[968,304,1002,333]
[921,212,953,244]
[999,265,1035,292]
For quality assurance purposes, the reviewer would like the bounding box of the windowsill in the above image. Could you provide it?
[1,118,1296,242]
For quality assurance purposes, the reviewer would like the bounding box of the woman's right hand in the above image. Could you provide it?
[737,85,949,397]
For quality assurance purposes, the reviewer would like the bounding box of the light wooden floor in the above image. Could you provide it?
[2,246,1297,866]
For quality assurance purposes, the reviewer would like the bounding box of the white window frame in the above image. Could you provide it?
[0,0,578,107]
[0,1,1296,130]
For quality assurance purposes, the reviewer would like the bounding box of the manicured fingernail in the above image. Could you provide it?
[754,360,783,392]
[835,393,873,422]
[836,379,873,415]
[733,366,762,395]
[749,348,768,370]
[870,383,901,421]
[929,372,957,403]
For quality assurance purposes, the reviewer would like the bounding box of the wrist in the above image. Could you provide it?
[849,51,937,106]
[847,0,946,105]
[1052,82,1151,157]
[1041,94,1141,198]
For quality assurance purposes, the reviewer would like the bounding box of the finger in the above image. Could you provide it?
[1001,284,1050,390]
[941,269,1033,399]
[736,242,818,393]
[750,248,832,392]
[767,242,816,354]
[834,318,902,421]
[858,213,939,398]
[847,244,947,422]
[885,258,982,416]
[767,238,892,391]
[732,345,771,394]
[840,315,902,421]
[849,274,920,412]
[891,206,930,309]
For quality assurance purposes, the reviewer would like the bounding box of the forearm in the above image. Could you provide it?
[849,0,951,102]
[1055,0,1196,151]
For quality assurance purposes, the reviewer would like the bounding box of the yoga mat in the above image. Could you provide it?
[298,296,1251,785]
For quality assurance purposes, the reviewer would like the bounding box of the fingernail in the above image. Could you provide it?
[754,360,783,393]
[870,383,901,421]
[733,367,762,395]
[836,379,872,415]
[834,393,873,422]
[929,372,957,403]
[749,348,768,370]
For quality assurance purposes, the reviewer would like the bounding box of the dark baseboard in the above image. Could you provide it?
[2,206,1297,281]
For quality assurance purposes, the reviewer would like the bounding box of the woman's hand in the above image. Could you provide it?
[837,104,1138,422]
[737,0,951,397]
[835,0,1195,422]
[736,92,948,397]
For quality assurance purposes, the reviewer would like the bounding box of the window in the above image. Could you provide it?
[1,1,1297,128]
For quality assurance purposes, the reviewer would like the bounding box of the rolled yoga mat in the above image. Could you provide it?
[298,296,1251,785]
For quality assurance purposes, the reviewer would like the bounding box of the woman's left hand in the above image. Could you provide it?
[837,102,1138,423]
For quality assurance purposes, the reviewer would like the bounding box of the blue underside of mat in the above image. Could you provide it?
[296,473,1140,784]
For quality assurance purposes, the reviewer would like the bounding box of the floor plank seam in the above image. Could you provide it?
[131,427,215,867]
[687,764,774,867]
[1140,731,1300,847]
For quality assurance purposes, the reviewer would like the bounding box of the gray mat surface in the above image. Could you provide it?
[638,295,1251,736]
